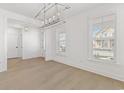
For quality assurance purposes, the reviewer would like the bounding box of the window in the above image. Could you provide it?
[56,31,66,55]
[89,14,116,61]
[58,32,66,52]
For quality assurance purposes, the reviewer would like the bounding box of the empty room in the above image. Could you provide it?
[0,1,124,91]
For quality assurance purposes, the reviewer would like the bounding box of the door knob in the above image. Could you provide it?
[16,46,18,48]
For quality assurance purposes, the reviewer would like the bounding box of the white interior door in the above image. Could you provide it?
[7,28,20,58]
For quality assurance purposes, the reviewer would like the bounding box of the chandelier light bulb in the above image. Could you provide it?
[24,27,28,31]
[49,18,52,22]
[52,16,55,20]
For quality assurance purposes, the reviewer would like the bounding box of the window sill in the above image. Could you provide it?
[88,58,116,64]
[56,52,66,57]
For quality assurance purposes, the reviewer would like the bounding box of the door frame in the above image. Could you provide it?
[7,27,22,59]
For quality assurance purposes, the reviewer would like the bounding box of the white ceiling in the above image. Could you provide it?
[0,3,43,18]
[0,3,102,19]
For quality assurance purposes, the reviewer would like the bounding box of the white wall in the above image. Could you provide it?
[0,15,7,72]
[45,4,124,81]
[22,27,41,59]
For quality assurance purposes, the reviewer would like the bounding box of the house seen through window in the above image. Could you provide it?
[92,14,115,61]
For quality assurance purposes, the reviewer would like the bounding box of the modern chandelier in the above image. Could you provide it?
[34,3,71,28]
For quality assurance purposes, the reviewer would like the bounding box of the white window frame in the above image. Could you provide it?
[56,31,66,56]
[88,13,116,63]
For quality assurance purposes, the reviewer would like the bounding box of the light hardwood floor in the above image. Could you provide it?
[0,57,124,90]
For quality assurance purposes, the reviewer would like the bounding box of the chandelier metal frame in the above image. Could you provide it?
[34,3,71,28]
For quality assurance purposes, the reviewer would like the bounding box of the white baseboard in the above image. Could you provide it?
[53,59,124,82]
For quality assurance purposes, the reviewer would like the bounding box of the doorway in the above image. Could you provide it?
[7,18,23,65]
[7,27,22,59]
